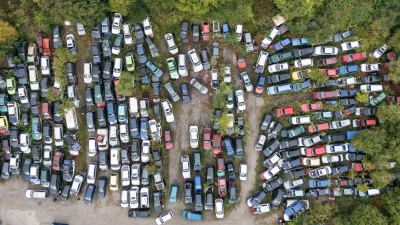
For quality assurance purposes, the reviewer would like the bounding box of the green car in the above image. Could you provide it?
[370,92,386,106]
[281,125,306,138]
[125,52,135,72]
[169,185,179,203]
[6,78,16,95]
[166,58,179,80]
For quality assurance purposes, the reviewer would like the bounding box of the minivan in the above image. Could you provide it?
[255,51,268,74]
[49,173,61,196]
[107,101,117,125]
[110,147,121,170]
[40,56,50,76]
[113,58,122,78]
[54,124,63,147]
[201,49,211,70]
[86,111,95,132]
[109,124,120,147]
[87,162,97,184]
[244,33,253,52]
[83,62,92,84]
[181,83,191,103]
[178,54,188,76]
[97,107,107,128]
[206,166,214,185]
[194,174,202,192]
[267,83,292,95]
[195,193,203,211]
[88,137,97,157]
[103,60,113,80]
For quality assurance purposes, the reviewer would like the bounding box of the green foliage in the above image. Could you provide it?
[351,129,386,157]
[45,87,58,103]
[116,72,134,96]
[53,48,77,86]
[356,183,369,192]
[355,90,369,103]
[13,56,21,64]
[218,111,232,136]
[109,0,134,16]
[388,28,400,54]
[349,204,388,225]
[369,170,392,189]
[173,0,235,15]
[273,0,322,21]
[0,20,18,43]
[145,163,157,175]
[309,68,328,84]
[55,0,108,26]
[384,187,400,225]
[59,99,74,114]
[302,203,338,225]
[33,11,50,27]
[389,59,400,83]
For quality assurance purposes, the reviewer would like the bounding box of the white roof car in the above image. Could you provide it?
[88,138,97,157]
[235,24,243,42]
[165,33,178,55]
[66,34,76,51]
[215,198,224,219]
[156,211,174,225]
[20,132,31,153]
[28,65,39,90]
[40,56,50,75]
[309,166,332,178]
[43,145,52,167]
[123,24,133,44]
[239,162,248,181]
[178,54,188,76]
[141,140,150,163]
[240,72,253,92]
[83,62,92,84]
[372,44,387,58]
[360,63,381,72]
[260,164,280,180]
[294,58,313,68]
[236,90,246,111]
[140,186,150,208]
[131,163,141,186]
[321,155,343,164]
[253,203,271,214]
[76,23,85,35]
[261,27,280,49]
[255,134,266,151]
[189,126,199,148]
[284,178,304,189]
[149,119,161,141]
[112,13,122,34]
[300,134,322,147]
[143,16,153,37]
[190,78,208,94]
[211,69,219,89]
[330,119,351,129]
[161,99,174,123]
[325,143,349,154]
[301,157,320,166]
[87,162,97,184]
[181,155,191,179]
[313,46,338,55]
[224,66,232,83]
[129,186,140,209]
[268,62,289,73]
[291,115,311,125]
[341,41,361,51]
[121,188,129,208]
[337,76,357,87]
[188,49,203,72]
[121,165,130,187]
[119,124,129,143]
[255,51,268,73]
[359,84,383,93]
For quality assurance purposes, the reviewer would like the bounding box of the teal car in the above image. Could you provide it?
[281,126,306,138]
[370,92,386,106]
[125,52,135,72]
[166,58,179,80]
[169,185,179,203]
[31,117,42,140]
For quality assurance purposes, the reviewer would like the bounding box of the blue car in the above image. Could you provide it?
[331,165,349,175]
[282,158,301,170]
[292,37,309,46]
[223,137,235,156]
[292,80,311,92]
[140,117,149,140]
[117,104,128,124]
[339,64,358,75]
[274,38,291,51]
[106,101,117,125]
[129,118,139,138]
[308,179,331,188]
[284,199,309,221]
[145,61,163,78]
[222,23,229,39]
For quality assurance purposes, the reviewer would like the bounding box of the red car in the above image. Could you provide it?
[313,90,340,100]
[52,151,64,171]
[353,118,377,128]
[218,177,227,197]
[273,106,295,117]
[301,102,323,112]
[212,134,222,155]
[304,146,325,157]
[43,37,52,56]
[319,68,339,77]
[307,122,330,133]
[42,103,52,120]
[201,21,210,41]
[352,163,367,172]
[203,127,211,151]
[164,130,174,150]
[216,155,225,177]
[236,51,246,69]
[342,52,367,63]
[37,32,43,53]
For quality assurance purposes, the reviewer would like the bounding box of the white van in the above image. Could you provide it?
[40,56,50,75]
[244,33,253,52]
[97,129,109,151]
[54,124,64,147]
[261,27,280,49]
[113,58,122,78]
[28,65,39,90]
[83,62,92,84]
[161,99,174,123]
[129,97,138,117]
[109,125,120,147]
[178,54,188,76]
[235,24,243,42]
[140,99,148,118]
[87,162,97,184]
[26,190,48,199]
[88,137,97,157]
[65,108,78,130]
[110,147,121,170]
[119,124,129,143]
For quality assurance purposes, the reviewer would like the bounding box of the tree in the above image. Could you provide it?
[384,187,400,225]
[302,203,338,224]
[218,111,232,136]
[109,0,134,16]
[173,0,234,15]
[349,204,388,225]
[0,20,18,43]
[55,0,108,26]
[60,99,74,112]
[370,170,392,189]
[388,59,400,83]
[52,48,77,86]
[356,183,369,192]
[309,68,328,84]
[389,28,400,54]
[115,72,134,96]
[272,0,322,21]
[351,129,386,157]
[355,90,369,103]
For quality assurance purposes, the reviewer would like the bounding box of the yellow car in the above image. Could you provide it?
[109,173,119,191]
[292,69,311,80]
[0,116,9,134]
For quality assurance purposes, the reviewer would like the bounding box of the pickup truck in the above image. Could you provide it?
[316,57,337,67]
[184,181,193,204]
[268,51,294,64]
[251,203,271,214]
[182,210,202,221]
[292,47,314,58]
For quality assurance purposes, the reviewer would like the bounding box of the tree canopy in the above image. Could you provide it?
[349,204,388,225]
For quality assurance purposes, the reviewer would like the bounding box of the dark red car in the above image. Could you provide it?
[164,130,174,150]
[52,151,64,171]
[342,52,367,63]
[313,90,340,100]
[203,127,211,151]
[212,134,222,155]
[273,106,295,117]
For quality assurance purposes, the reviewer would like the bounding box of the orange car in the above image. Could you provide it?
[43,37,52,56]
[301,102,323,112]
[212,133,222,155]
[308,122,330,133]
[319,68,339,77]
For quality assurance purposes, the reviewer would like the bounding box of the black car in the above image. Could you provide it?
[99,151,108,171]
[85,88,94,106]
[226,162,236,180]
[97,107,107,128]
[30,92,39,114]
[130,139,140,162]
[285,168,307,180]
[340,98,358,106]
[60,184,71,201]
[52,101,63,123]
[22,158,32,181]
[262,139,280,157]
[267,73,291,84]
[17,42,28,61]
[104,80,114,101]
[267,122,283,140]
[52,26,63,48]
[49,173,62,196]
[103,60,113,80]
[247,189,267,207]
[280,148,302,160]
[180,21,189,43]
[282,158,302,170]
[152,148,162,168]
[133,23,145,42]
[235,137,244,157]
[201,49,211,70]
[136,42,147,64]
[139,64,149,84]
[262,176,283,192]
[192,22,200,43]
[260,114,272,131]
[92,43,102,65]
[40,78,49,98]
[129,209,150,218]
[9,127,19,148]
[346,153,365,161]
[316,79,338,88]
[280,139,300,150]
[17,63,27,78]
[84,184,96,204]
[153,190,164,213]
[184,181,193,204]
[361,74,381,84]
[43,124,52,144]
[91,23,102,42]
[181,83,191,103]
[322,133,345,143]
[271,188,285,210]
[66,63,77,85]
[362,107,377,116]
[92,65,101,83]
[97,176,107,198]
[254,75,266,97]
[62,159,74,182]
[21,112,29,126]
[307,188,330,198]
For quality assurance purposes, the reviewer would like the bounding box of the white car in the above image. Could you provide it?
[66,34,76,52]
[360,84,383,93]
[301,157,321,166]
[268,62,289,73]
[143,16,153,37]
[76,23,85,35]
[121,188,129,208]
[325,143,349,154]
[141,140,150,163]
[224,66,232,83]
[330,119,351,129]
[165,33,178,55]
[28,65,39,90]
[290,115,311,125]
[112,13,123,34]
[341,41,361,51]
[321,155,344,164]
[149,119,161,141]
[337,76,357,87]
[372,44,387,58]
[240,72,253,92]
[190,78,208,94]
[140,186,150,208]
[20,132,31,153]
[215,198,224,219]
[131,163,141,185]
[211,69,219,89]
[236,90,246,112]
[189,126,199,148]
[181,155,191,179]
[161,99,174,123]
[299,134,322,147]
[294,58,313,68]
[313,46,338,55]
[156,211,174,225]
[309,166,332,178]
[87,162,97,184]
[239,162,248,181]
[129,186,140,209]
[123,24,133,44]
[188,49,203,72]
[259,164,280,180]
[178,54,188,76]
[284,178,304,189]
[361,63,381,72]
[121,165,130,186]
[87,138,97,157]
[43,145,52,167]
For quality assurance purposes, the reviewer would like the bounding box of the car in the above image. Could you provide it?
[154,190,164,213]
[345,153,365,162]
[352,118,377,128]
[343,52,367,62]
[193,151,202,172]
[190,78,208,94]
[165,58,179,80]
[292,79,311,92]
[66,34,76,53]
[226,162,236,180]
[215,198,224,219]
[290,115,311,125]
[339,64,359,75]
[212,133,222,155]
[282,158,302,170]
[201,128,212,151]
[372,44,388,58]
[240,72,253,92]
[259,164,280,180]
[156,211,174,225]
[321,155,344,164]
[52,26,62,48]
[302,145,325,157]
[273,106,295,117]
[301,102,323,112]
[188,49,203,72]
[262,139,280,157]
[165,33,178,54]
[237,51,246,68]
[337,76,357,87]
[281,126,306,138]
[292,37,309,46]
[148,119,161,141]
[313,89,340,99]
[180,21,189,42]
[361,74,381,84]
[361,63,381,72]
[52,151,63,171]
[181,155,191,179]
[262,176,283,192]
[331,164,349,175]
[189,126,199,148]
[322,133,346,143]
[341,41,361,51]
[316,79,338,88]
[267,73,291,84]
[268,62,289,73]
[247,189,267,207]
[340,98,359,106]
[313,46,338,55]
[284,177,304,189]
[301,157,320,166]
[70,171,86,196]
[180,83,190,103]
[360,84,383,93]
[294,59,313,68]
[370,92,386,106]
[330,119,351,129]
[236,90,246,112]
[146,60,163,78]
[163,130,174,150]
[309,166,332,178]
[211,69,219,89]
[292,70,310,80]
[325,143,349,154]
[274,38,291,51]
